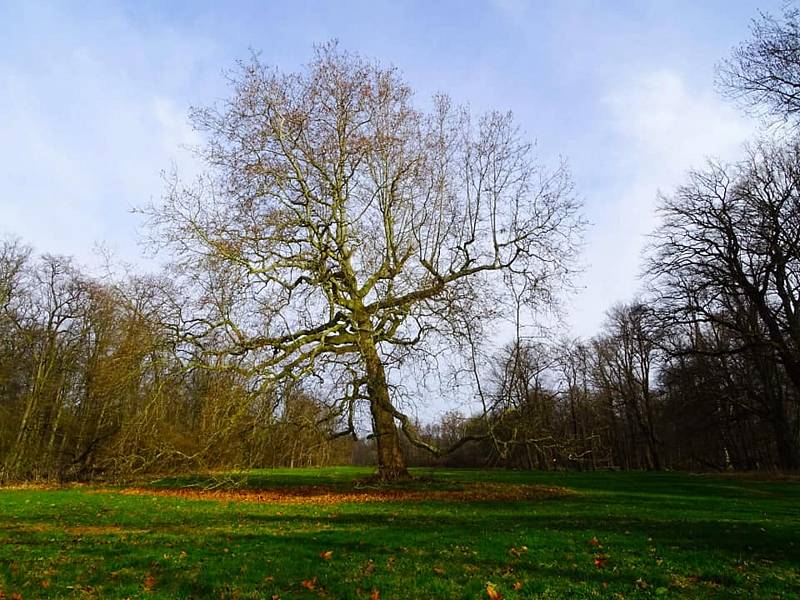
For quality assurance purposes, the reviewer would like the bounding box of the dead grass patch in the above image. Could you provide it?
[3,523,148,536]
[0,482,88,491]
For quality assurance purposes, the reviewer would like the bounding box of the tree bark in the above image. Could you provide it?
[355,313,410,481]
[369,393,409,480]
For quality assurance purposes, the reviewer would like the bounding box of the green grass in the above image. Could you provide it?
[1,468,799,598]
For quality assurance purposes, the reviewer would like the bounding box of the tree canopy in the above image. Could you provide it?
[148,44,584,479]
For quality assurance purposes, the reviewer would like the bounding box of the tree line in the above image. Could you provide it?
[397,294,799,472]
[1,7,800,480]
[0,242,352,481]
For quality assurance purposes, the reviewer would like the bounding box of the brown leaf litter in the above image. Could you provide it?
[103,482,572,506]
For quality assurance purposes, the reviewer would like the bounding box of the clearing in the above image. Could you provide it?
[0,468,798,598]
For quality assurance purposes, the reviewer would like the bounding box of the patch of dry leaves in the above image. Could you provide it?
[106,482,572,506]
[6,523,148,536]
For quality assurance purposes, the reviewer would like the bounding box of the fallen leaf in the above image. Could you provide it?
[594,555,609,568]
[512,581,523,591]
[143,574,156,592]
[636,578,649,590]
[370,590,380,600]
[271,595,280,600]
[301,577,317,591]
[486,583,503,600]
[433,567,446,576]
[320,550,333,560]
[589,536,601,547]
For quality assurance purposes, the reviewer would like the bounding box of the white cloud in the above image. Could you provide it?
[567,69,755,338]
[606,70,752,172]
[0,4,214,270]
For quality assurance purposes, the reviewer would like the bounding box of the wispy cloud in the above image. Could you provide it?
[0,3,213,267]
[567,69,755,337]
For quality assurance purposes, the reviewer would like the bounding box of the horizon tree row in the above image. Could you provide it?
[396,293,798,472]
[0,240,352,482]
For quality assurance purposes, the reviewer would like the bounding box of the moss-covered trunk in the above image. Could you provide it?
[355,313,410,481]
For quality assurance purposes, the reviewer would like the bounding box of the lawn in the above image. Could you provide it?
[0,468,798,599]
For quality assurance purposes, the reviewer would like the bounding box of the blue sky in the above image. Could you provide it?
[0,0,782,338]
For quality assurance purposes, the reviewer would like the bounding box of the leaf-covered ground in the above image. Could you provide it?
[0,468,798,599]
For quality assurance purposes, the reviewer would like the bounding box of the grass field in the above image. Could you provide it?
[0,468,798,599]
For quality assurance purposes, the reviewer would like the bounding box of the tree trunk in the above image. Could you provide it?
[356,314,410,481]
[770,405,800,470]
[369,394,409,480]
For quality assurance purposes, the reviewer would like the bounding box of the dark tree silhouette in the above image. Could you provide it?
[648,141,800,468]
[718,7,800,124]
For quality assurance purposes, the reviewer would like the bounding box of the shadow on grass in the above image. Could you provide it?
[2,516,789,598]
[1,470,799,598]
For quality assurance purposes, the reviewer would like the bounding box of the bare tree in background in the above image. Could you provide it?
[718,6,800,124]
[648,141,800,469]
[592,303,663,470]
[147,44,583,480]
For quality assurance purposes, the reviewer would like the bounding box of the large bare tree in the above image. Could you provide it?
[148,44,583,480]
